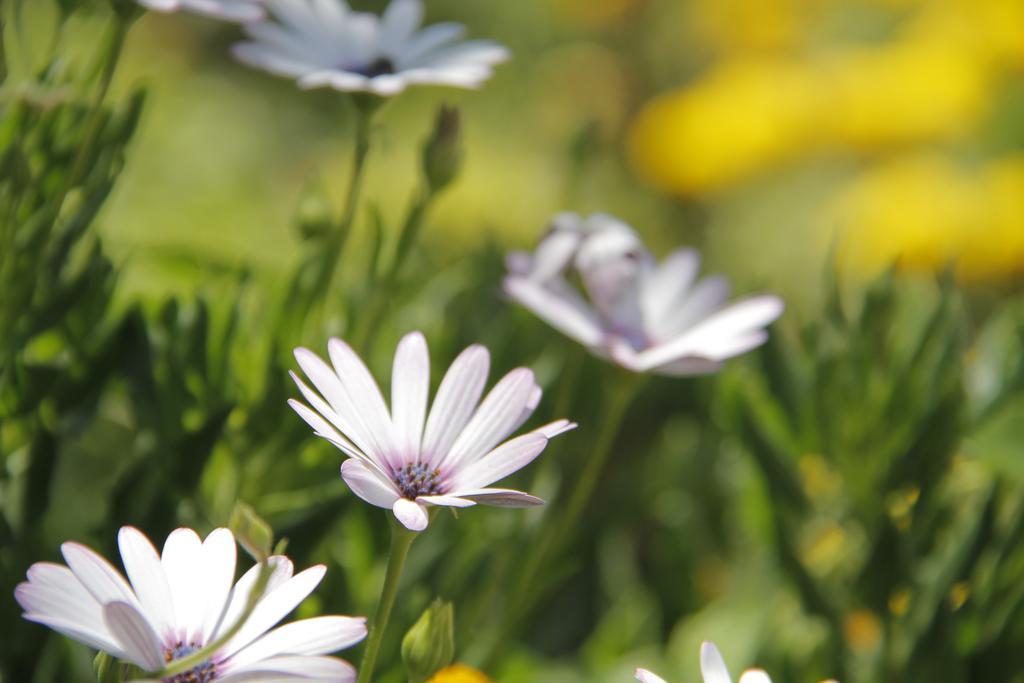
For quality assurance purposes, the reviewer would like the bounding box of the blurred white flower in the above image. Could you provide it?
[137,0,264,22]
[15,526,366,681]
[232,0,510,95]
[504,212,784,376]
[635,641,773,683]
[289,331,576,531]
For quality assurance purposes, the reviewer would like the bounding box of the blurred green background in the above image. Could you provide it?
[2,0,1024,681]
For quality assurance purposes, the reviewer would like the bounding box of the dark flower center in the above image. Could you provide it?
[354,57,395,78]
[163,643,217,683]
[395,462,443,499]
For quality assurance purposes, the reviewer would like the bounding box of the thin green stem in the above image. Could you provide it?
[353,189,434,352]
[324,104,373,288]
[358,519,417,683]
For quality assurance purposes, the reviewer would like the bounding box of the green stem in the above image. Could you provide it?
[358,519,417,683]
[353,189,434,352]
[324,103,373,288]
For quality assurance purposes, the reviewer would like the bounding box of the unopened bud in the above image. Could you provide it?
[421,106,462,192]
[295,176,334,240]
[229,502,274,563]
[402,599,455,683]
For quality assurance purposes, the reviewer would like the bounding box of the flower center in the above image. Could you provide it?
[354,56,395,78]
[163,643,217,683]
[395,462,443,499]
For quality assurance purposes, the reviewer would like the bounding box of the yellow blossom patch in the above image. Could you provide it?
[428,664,493,683]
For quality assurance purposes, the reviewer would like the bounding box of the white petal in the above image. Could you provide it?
[439,367,537,471]
[414,40,510,69]
[391,332,429,461]
[641,248,701,337]
[222,565,328,658]
[392,498,429,531]
[701,642,733,683]
[287,397,364,460]
[447,487,544,507]
[219,655,356,682]
[21,611,127,659]
[417,494,476,508]
[328,338,400,467]
[161,528,204,641]
[738,671,772,683]
[450,432,548,490]
[340,458,401,508]
[379,0,423,52]
[532,419,577,439]
[18,563,108,635]
[226,616,366,668]
[528,227,584,282]
[215,557,294,641]
[421,344,490,466]
[636,669,670,683]
[138,0,180,10]
[632,296,783,370]
[103,602,165,672]
[293,349,388,469]
[503,277,604,347]
[60,542,139,610]
[298,70,371,91]
[655,274,732,340]
[16,563,121,655]
[118,527,176,637]
[397,22,465,64]
[232,42,320,79]
[198,528,237,643]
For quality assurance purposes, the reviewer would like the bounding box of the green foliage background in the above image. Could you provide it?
[2,1,1024,682]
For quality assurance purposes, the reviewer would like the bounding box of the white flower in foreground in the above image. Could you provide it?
[289,331,576,531]
[15,526,366,681]
[136,0,264,22]
[233,0,510,95]
[636,641,772,683]
[504,212,784,376]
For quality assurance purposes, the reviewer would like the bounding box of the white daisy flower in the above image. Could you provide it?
[14,526,367,681]
[232,0,510,95]
[504,212,784,376]
[288,331,576,532]
[635,641,773,683]
[136,0,265,22]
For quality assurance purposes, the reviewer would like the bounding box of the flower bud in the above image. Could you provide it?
[295,176,334,241]
[229,502,274,563]
[421,106,463,193]
[402,599,455,683]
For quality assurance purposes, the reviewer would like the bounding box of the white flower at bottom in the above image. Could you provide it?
[289,331,576,532]
[15,526,366,681]
[636,642,773,683]
[232,0,510,95]
[136,0,264,22]
[504,212,784,376]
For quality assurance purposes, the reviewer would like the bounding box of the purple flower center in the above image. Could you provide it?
[351,57,395,78]
[163,643,217,683]
[395,462,443,499]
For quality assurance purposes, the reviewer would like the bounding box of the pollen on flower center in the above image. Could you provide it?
[163,643,217,683]
[395,462,443,499]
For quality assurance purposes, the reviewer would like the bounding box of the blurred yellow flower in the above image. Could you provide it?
[824,38,991,149]
[832,153,1024,283]
[688,0,818,53]
[428,664,493,683]
[627,58,823,194]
